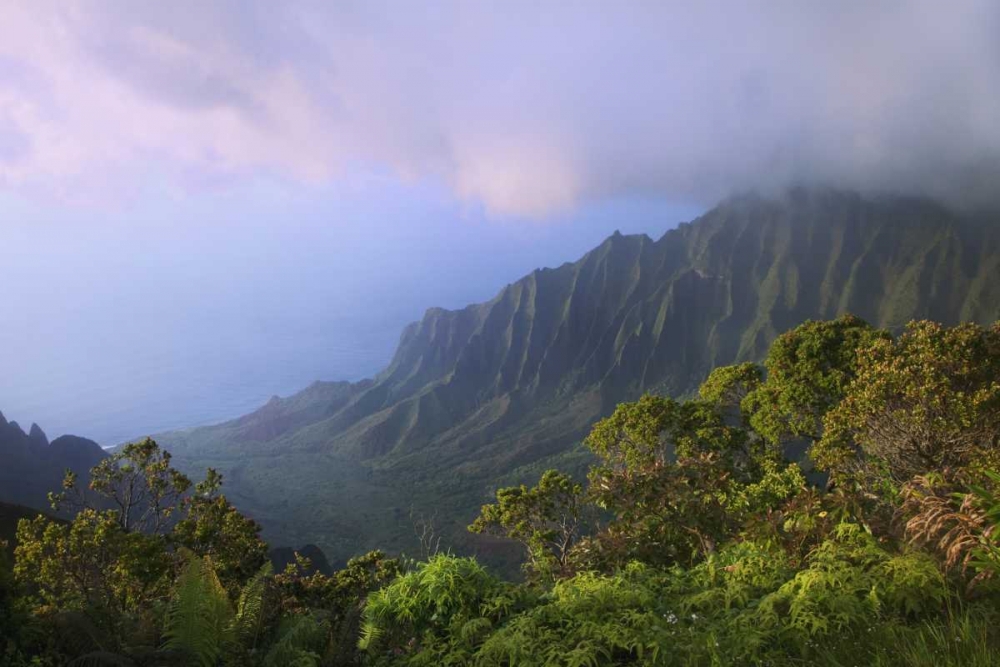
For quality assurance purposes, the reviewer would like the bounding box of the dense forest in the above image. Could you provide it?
[3,315,1000,666]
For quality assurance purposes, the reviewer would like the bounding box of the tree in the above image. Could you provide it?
[14,508,173,647]
[742,315,888,446]
[469,470,585,580]
[586,452,739,568]
[275,549,402,664]
[14,438,269,654]
[585,394,750,470]
[581,391,806,569]
[43,440,267,598]
[582,395,753,568]
[172,468,268,595]
[817,321,1000,483]
[53,437,192,534]
[699,361,763,416]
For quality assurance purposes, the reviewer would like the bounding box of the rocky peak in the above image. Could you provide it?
[6,421,25,438]
[28,423,49,447]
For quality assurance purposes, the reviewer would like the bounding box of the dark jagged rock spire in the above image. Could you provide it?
[7,420,25,438]
[28,423,49,447]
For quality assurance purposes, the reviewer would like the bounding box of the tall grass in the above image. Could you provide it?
[813,604,999,667]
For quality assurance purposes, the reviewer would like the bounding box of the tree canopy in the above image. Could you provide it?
[5,317,1000,666]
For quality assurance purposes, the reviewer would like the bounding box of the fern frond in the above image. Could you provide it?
[162,555,234,667]
[262,614,327,667]
[233,560,272,649]
[357,619,381,651]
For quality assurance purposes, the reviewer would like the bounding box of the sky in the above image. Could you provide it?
[1,1,999,443]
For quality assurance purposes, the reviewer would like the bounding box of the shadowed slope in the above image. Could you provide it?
[158,189,1000,564]
[0,413,106,512]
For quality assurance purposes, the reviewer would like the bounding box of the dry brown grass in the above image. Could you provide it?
[900,472,995,588]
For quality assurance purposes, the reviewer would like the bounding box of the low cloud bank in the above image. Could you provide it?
[1,1,998,215]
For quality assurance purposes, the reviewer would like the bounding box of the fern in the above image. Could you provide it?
[233,561,272,649]
[262,614,327,667]
[162,554,234,667]
[360,555,502,658]
[476,565,674,667]
[358,618,384,653]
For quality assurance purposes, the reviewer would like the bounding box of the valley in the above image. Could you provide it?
[154,188,1000,565]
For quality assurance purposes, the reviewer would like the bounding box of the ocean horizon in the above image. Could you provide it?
[0,312,402,447]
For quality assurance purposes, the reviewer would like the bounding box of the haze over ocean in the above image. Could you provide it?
[1,182,700,445]
[5,1,996,446]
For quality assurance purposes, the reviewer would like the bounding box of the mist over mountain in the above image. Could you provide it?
[8,4,1000,664]
[157,188,1000,563]
[6,2,1000,457]
[4,3,1000,215]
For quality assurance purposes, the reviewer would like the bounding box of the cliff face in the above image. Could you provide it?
[157,189,1000,562]
[0,412,106,512]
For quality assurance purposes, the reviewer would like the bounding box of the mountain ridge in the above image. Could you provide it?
[157,188,1000,563]
[0,413,107,512]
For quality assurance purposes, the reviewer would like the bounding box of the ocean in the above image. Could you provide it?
[0,193,699,447]
[0,311,404,447]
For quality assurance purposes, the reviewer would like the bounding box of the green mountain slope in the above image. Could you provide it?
[158,189,1000,564]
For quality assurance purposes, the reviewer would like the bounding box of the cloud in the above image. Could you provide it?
[1,1,999,216]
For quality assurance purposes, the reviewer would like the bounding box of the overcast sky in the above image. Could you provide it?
[2,1,999,214]
[2,1,999,441]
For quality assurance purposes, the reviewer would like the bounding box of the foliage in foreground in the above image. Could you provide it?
[3,317,1000,666]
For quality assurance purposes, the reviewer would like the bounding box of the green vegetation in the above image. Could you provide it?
[153,190,1000,566]
[354,317,1000,666]
[469,470,585,580]
[4,316,1000,665]
[1,437,401,666]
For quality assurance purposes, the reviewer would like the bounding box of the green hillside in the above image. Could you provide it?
[157,189,1000,564]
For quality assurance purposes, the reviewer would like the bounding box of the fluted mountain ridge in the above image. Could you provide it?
[158,188,1000,562]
